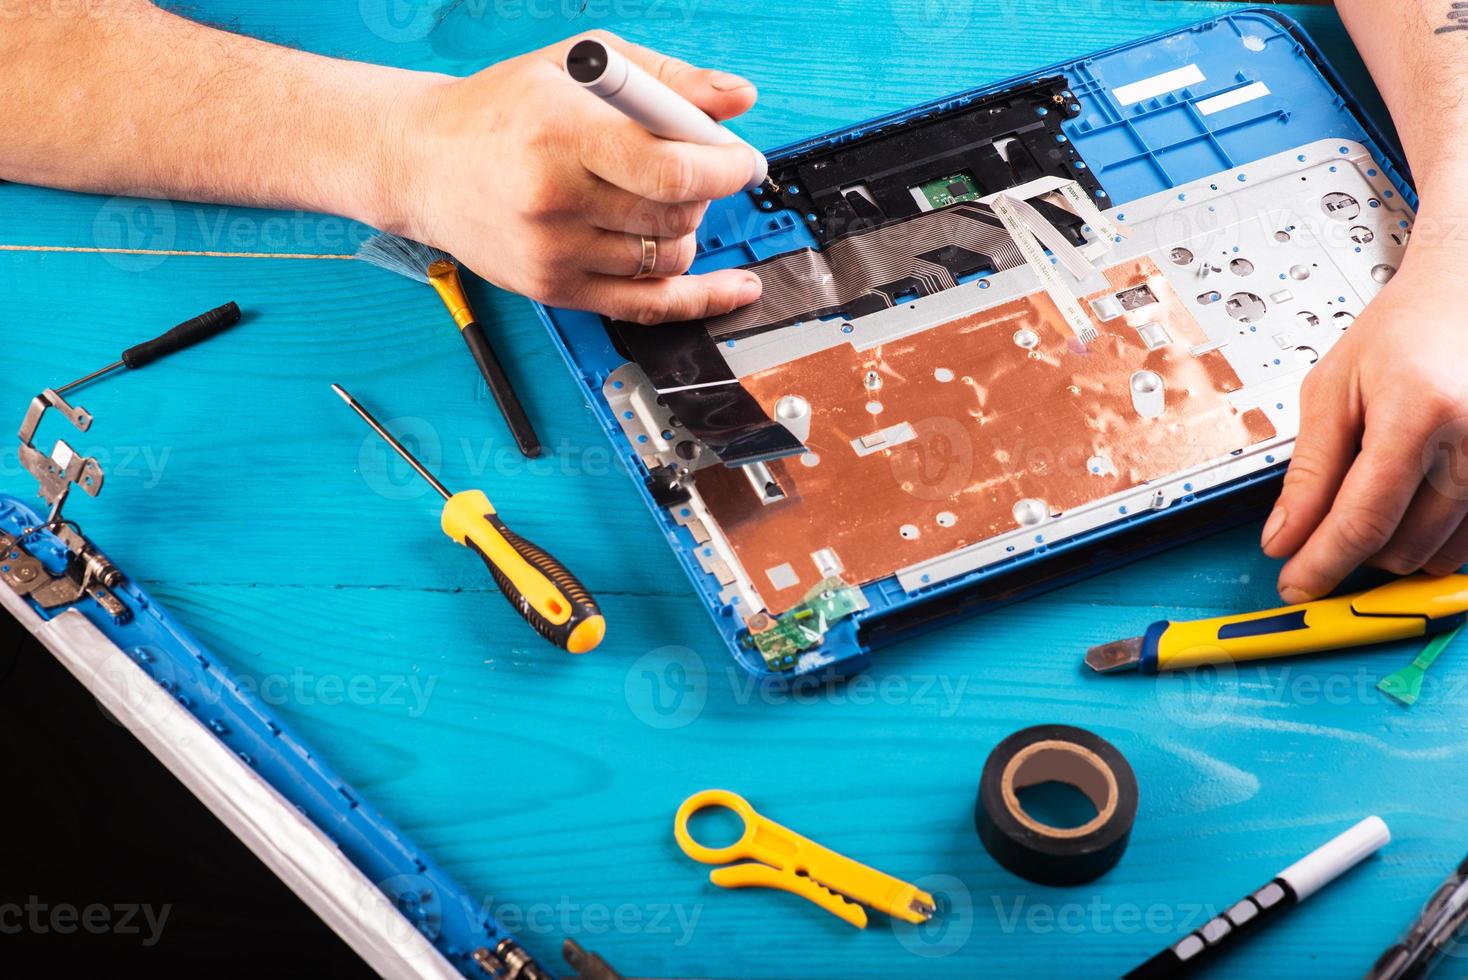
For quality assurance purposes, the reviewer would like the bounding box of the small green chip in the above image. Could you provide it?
[748,577,868,671]
[917,172,981,210]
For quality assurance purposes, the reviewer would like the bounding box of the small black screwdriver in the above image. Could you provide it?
[55,301,242,394]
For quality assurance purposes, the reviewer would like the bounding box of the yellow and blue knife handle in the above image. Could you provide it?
[440,490,605,653]
[1140,574,1468,672]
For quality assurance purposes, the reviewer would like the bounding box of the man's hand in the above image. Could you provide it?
[1275,0,1468,600]
[1262,250,1468,601]
[389,32,764,325]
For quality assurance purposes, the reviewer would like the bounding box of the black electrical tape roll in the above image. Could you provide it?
[121,301,242,369]
[975,724,1138,886]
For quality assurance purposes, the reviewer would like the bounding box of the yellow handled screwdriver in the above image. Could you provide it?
[332,385,605,654]
[1087,573,1468,673]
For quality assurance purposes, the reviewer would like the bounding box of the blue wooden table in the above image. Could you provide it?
[3,2,1464,977]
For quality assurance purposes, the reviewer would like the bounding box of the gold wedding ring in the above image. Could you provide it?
[633,235,657,279]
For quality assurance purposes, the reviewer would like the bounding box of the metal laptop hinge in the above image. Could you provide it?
[0,529,128,623]
[4,386,129,622]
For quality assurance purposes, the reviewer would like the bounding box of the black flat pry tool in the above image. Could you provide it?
[55,301,242,394]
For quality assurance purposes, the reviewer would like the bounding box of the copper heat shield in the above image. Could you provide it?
[695,258,1276,615]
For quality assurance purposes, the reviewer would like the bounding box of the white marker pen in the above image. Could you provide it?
[564,38,769,191]
[1125,816,1391,979]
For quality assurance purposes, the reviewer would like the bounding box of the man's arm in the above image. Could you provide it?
[0,2,763,323]
[0,2,420,228]
[1262,0,1468,600]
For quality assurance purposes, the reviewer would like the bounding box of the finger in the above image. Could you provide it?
[1425,517,1468,576]
[549,32,757,120]
[1262,368,1360,559]
[1277,414,1423,602]
[583,186,708,238]
[576,267,762,324]
[580,123,757,203]
[1368,481,1468,575]
[605,34,758,121]
[580,231,698,279]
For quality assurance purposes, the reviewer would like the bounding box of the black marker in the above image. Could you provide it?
[1126,817,1390,979]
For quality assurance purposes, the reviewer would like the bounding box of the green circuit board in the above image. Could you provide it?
[748,577,868,671]
[916,172,981,209]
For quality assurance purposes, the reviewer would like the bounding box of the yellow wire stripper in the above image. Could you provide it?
[674,789,936,929]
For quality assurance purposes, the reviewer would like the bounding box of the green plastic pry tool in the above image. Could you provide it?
[1379,624,1463,706]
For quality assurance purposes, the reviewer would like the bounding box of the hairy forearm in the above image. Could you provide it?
[1337,0,1468,210]
[0,1,438,230]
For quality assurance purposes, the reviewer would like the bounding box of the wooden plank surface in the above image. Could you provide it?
[1,2,1462,977]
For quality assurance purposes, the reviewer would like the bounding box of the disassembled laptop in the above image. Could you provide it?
[589,77,1411,673]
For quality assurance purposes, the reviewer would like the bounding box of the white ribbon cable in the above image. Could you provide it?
[1005,193,1094,281]
[991,193,1099,346]
[1054,181,1124,244]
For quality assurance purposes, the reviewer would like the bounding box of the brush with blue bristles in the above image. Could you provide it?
[356,233,541,458]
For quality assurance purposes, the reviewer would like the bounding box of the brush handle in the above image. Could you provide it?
[461,321,541,458]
